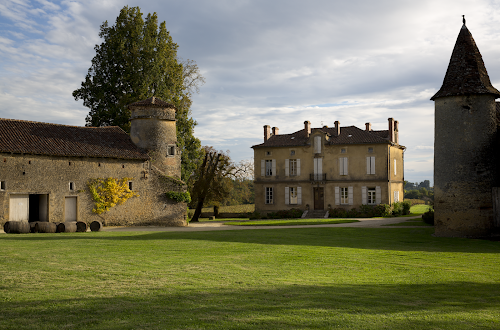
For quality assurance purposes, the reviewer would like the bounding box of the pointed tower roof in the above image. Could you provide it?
[431,22,500,100]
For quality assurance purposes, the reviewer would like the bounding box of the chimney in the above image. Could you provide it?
[394,120,399,145]
[365,122,371,131]
[334,121,340,136]
[304,121,311,137]
[388,118,395,143]
[272,127,279,136]
[264,125,271,142]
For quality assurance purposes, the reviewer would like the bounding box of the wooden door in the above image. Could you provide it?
[314,187,324,210]
[9,195,29,221]
[64,197,77,222]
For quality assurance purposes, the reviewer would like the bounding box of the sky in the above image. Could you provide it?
[2,0,500,186]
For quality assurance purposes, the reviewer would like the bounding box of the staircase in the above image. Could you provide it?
[301,210,328,219]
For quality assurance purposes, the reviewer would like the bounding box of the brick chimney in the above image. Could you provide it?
[334,121,340,136]
[394,120,399,145]
[388,118,395,143]
[304,121,311,137]
[264,125,271,142]
[272,127,279,136]
[365,122,371,131]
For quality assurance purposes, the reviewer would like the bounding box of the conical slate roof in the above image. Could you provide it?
[431,24,500,100]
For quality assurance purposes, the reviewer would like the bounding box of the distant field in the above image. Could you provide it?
[200,204,254,213]
[410,204,432,215]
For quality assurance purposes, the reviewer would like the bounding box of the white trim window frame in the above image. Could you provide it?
[340,187,349,205]
[367,188,376,205]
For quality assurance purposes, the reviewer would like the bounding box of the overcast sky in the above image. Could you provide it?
[2,0,500,185]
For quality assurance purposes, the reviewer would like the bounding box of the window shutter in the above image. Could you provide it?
[362,186,367,205]
[344,158,348,175]
[261,160,265,176]
[394,191,399,203]
[297,187,302,205]
[335,187,340,205]
[272,159,276,176]
[318,158,322,175]
[366,157,370,174]
[348,186,353,205]
[376,186,381,204]
[339,158,343,175]
[371,157,375,174]
[314,158,318,175]
[394,159,397,176]
[285,159,289,176]
[297,159,301,176]
[285,187,289,205]
[314,136,321,153]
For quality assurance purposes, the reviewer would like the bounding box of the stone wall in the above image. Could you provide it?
[0,153,187,226]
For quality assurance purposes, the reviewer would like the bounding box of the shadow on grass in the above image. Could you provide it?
[1,227,499,253]
[1,282,498,330]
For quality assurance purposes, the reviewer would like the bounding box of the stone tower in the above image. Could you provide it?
[128,96,181,178]
[431,21,500,237]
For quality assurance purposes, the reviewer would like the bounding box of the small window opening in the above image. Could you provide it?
[128,181,133,190]
[69,162,72,166]
[69,182,75,191]
[3,158,6,163]
[98,163,101,167]
[28,160,31,164]
[266,151,272,156]
[22,171,26,175]
[167,146,175,156]
[290,150,295,156]
[368,147,373,153]
[0,181,5,190]
[122,165,125,169]
[341,148,346,154]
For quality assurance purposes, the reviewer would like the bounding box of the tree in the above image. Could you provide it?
[72,6,204,181]
[189,149,235,222]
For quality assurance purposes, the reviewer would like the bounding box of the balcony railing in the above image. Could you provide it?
[310,173,326,181]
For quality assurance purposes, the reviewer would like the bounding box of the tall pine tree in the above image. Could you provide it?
[73,6,204,181]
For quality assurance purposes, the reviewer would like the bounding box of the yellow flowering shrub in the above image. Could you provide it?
[88,178,138,214]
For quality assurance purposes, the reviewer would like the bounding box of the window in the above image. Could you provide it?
[266,151,272,156]
[167,145,175,156]
[314,136,322,153]
[265,160,273,176]
[290,159,297,176]
[128,181,133,190]
[261,159,276,176]
[367,156,375,175]
[290,150,295,156]
[0,181,5,190]
[313,158,323,180]
[367,188,376,205]
[339,157,348,175]
[368,147,373,153]
[341,148,346,154]
[394,159,397,176]
[285,187,302,205]
[341,187,348,205]
[394,191,399,202]
[265,187,273,204]
[69,182,75,191]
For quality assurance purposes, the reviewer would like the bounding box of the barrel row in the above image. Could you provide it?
[3,221,103,234]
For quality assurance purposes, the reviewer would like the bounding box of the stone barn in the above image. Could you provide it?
[432,19,500,237]
[0,97,187,227]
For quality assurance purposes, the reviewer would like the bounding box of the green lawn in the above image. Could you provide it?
[1,227,499,329]
[223,219,359,226]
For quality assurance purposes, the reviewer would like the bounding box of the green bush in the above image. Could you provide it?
[329,208,347,218]
[402,201,411,215]
[422,208,435,225]
[264,209,303,220]
[165,191,191,203]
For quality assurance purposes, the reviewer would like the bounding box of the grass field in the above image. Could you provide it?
[1,227,499,329]
[224,219,359,226]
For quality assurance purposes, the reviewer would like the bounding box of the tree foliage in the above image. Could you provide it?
[73,6,204,181]
[87,178,137,214]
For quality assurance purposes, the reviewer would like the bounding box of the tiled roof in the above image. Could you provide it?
[252,126,393,148]
[128,96,176,110]
[0,118,149,160]
[431,24,500,100]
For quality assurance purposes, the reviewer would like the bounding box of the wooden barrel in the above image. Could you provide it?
[35,222,57,233]
[4,221,30,234]
[90,220,102,232]
[76,221,88,232]
[56,222,77,233]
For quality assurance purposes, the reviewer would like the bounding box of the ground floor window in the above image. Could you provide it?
[367,188,376,205]
[265,187,273,204]
[340,187,348,205]
[290,187,297,204]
